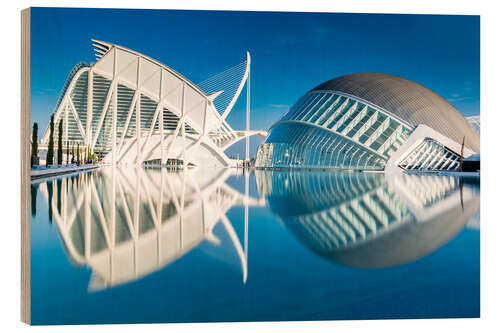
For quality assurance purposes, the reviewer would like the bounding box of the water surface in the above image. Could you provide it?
[30,167,480,324]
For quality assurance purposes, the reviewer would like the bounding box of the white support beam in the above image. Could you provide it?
[433,152,450,170]
[356,151,368,169]
[111,84,117,165]
[160,71,165,165]
[116,91,139,155]
[339,204,365,239]
[221,51,251,121]
[164,113,187,160]
[136,58,141,165]
[67,97,87,142]
[110,167,116,249]
[64,102,68,149]
[401,142,426,168]
[441,155,456,170]
[419,145,439,169]
[341,104,367,135]
[352,110,376,142]
[349,200,377,233]
[181,83,186,165]
[364,116,390,148]
[314,95,341,125]
[91,80,115,149]
[307,93,334,122]
[323,97,349,129]
[117,181,137,241]
[298,93,325,121]
[291,94,320,121]
[319,212,346,245]
[111,50,118,165]
[426,150,444,170]
[377,123,402,155]
[376,188,402,220]
[331,101,358,132]
[141,101,162,153]
[86,68,93,147]
[84,177,91,259]
[90,182,112,248]
[301,93,328,122]
[362,195,388,228]
[410,143,433,170]
[220,214,248,283]
[41,67,89,144]
[330,209,356,241]
[342,144,357,168]
[245,59,250,161]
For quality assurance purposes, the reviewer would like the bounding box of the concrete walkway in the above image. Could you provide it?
[31,164,100,180]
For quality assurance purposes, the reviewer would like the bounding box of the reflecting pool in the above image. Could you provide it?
[30,167,480,325]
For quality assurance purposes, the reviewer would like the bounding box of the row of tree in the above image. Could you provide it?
[31,115,103,168]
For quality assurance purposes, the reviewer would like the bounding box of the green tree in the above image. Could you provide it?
[57,120,63,165]
[66,140,70,165]
[31,122,38,167]
[46,115,55,166]
[77,143,80,165]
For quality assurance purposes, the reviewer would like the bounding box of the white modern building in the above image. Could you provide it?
[256,73,480,173]
[41,40,266,167]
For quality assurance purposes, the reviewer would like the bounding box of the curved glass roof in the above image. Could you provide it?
[310,73,479,152]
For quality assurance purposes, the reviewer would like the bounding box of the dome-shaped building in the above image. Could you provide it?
[256,73,479,172]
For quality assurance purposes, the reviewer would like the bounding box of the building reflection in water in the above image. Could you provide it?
[256,171,479,268]
[37,167,479,291]
[38,167,263,291]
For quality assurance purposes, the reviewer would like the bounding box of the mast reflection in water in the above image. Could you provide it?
[30,167,479,324]
[36,167,258,290]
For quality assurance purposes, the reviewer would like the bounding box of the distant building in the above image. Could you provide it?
[466,115,480,135]
[256,73,480,172]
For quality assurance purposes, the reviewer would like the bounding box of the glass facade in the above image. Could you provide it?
[256,91,413,170]
[256,122,386,170]
[398,138,461,171]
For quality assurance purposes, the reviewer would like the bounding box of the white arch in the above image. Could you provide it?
[42,41,260,166]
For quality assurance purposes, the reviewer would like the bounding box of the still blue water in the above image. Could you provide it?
[29,168,480,325]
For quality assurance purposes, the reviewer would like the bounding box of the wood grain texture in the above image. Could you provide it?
[21,7,31,325]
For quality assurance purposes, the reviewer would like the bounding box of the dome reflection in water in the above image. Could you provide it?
[32,167,479,323]
[37,167,479,291]
[256,170,479,268]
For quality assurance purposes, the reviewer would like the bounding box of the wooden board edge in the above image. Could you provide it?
[21,7,31,325]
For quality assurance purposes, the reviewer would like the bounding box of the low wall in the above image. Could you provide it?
[31,164,100,179]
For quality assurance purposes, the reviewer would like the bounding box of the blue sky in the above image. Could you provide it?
[31,8,479,155]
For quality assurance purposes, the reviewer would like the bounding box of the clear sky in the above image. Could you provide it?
[30,8,479,155]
